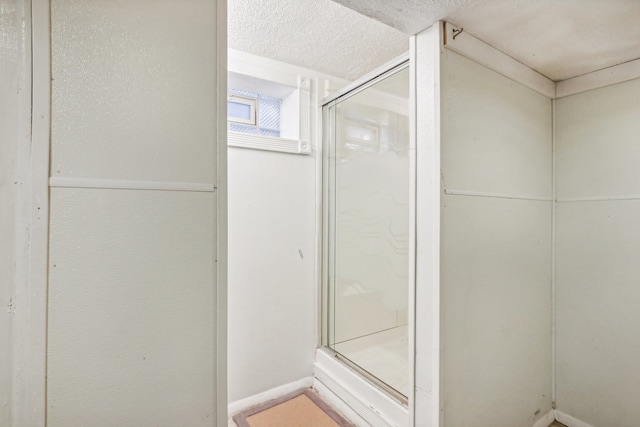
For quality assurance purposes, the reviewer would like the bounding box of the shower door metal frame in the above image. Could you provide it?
[319,53,414,409]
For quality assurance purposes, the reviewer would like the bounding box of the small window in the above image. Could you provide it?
[228,95,256,125]
[228,88,281,138]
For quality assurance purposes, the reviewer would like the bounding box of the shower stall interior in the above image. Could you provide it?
[320,60,412,405]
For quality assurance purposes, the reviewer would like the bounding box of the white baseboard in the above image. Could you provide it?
[531,410,556,427]
[227,376,314,416]
[555,410,595,427]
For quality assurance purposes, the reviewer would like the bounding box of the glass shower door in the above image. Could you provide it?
[323,64,410,400]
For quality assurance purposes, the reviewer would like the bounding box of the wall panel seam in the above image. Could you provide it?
[49,177,215,193]
[444,189,552,202]
[556,196,640,202]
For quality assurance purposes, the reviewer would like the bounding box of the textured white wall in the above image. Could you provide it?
[48,0,220,425]
[439,50,553,427]
[48,189,216,425]
[0,0,26,424]
[227,147,317,402]
[50,0,216,184]
[555,78,640,427]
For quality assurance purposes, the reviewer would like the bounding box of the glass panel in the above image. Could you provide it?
[228,88,281,138]
[324,65,410,398]
[258,96,281,131]
[228,100,253,121]
[259,129,280,138]
[228,122,258,134]
[229,88,257,97]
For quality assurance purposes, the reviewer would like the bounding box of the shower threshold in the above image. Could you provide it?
[313,348,410,427]
[333,325,408,399]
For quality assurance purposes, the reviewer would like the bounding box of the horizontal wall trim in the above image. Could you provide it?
[443,22,556,99]
[444,189,552,202]
[557,195,640,202]
[228,132,310,154]
[49,177,215,192]
[554,410,595,427]
[556,58,640,98]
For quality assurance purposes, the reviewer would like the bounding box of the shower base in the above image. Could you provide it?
[313,347,409,427]
[333,325,408,397]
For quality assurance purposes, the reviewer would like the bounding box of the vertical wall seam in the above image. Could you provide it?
[215,0,228,424]
[551,98,557,407]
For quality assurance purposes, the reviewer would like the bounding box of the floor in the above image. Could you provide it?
[229,324,566,427]
[228,390,350,427]
[333,325,408,396]
[231,414,570,426]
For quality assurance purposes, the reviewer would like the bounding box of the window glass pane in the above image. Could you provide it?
[229,123,258,134]
[259,129,280,138]
[228,101,252,121]
[229,88,257,98]
[227,88,282,139]
[258,96,281,131]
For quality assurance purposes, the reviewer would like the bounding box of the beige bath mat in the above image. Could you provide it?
[232,389,353,427]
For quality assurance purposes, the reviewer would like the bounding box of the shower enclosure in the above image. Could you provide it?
[321,60,412,403]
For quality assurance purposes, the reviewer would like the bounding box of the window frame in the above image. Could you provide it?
[227,93,257,126]
[227,51,315,154]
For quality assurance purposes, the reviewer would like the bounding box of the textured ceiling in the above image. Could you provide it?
[228,0,409,81]
[332,0,640,81]
[329,0,479,35]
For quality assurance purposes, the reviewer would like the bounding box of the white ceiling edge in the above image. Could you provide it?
[443,22,555,99]
[331,0,640,82]
[555,57,640,99]
[444,22,640,100]
[228,0,409,82]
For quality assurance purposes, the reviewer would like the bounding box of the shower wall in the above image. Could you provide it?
[47,1,222,425]
[555,77,640,427]
[439,49,553,427]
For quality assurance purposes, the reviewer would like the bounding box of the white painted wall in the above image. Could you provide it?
[413,24,442,427]
[555,78,640,427]
[225,52,346,406]
[48,189,216,425]
[439,49,553,427]
[47,1,224,425]
[227,147,317,402]
[0,0,29,424]
[1,1,49,425]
